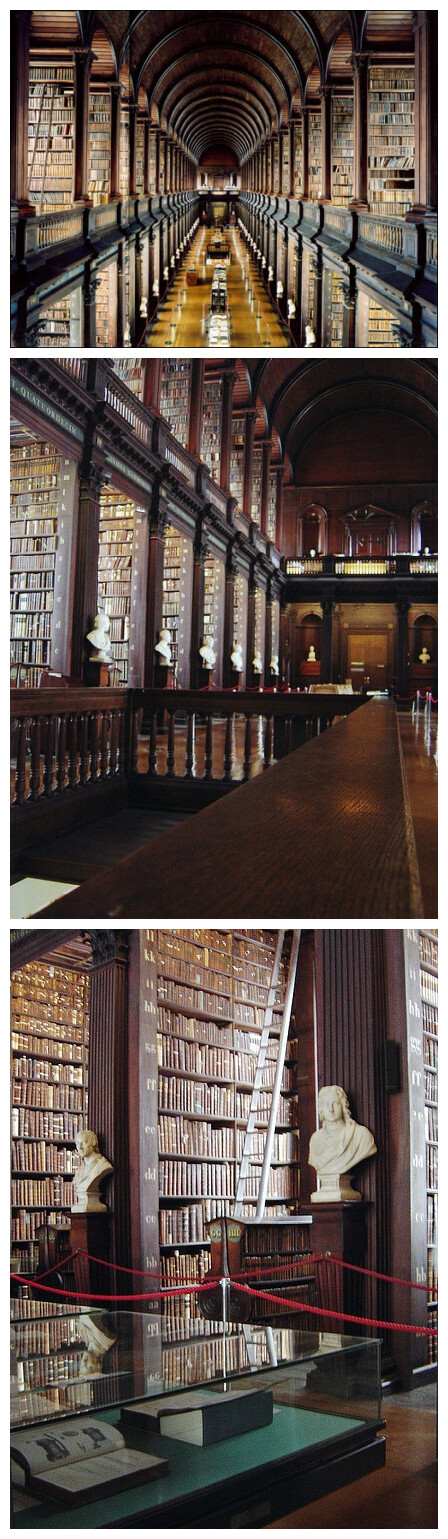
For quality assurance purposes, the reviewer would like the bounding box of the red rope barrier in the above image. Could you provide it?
[58,1248,437,1295]
[230,1282,437,1336]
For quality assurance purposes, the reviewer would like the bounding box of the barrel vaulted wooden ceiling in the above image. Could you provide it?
[29,9,415,163]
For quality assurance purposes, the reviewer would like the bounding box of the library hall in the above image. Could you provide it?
[10,354,437,921]
[10,925,438,1529]
[11,9,437,349]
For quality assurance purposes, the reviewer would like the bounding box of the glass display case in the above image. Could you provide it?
[11,1309,385,1528]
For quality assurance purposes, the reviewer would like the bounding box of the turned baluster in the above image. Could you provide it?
[223,713,233,782]
[42,715,55,795]
[79,712,89,784]
[56,714,67,792]
[203,712,213,781]
[89,711,99,780]
[243,713,252,780]
[166,711,175,777]
[185,711,195,778]
[68,712,78,789]
[29,715,41,801]
[130,704,140,773]
[147,711,158,777]
[13,718,28,805]
[100,711,109,778]
[109,710,118,775]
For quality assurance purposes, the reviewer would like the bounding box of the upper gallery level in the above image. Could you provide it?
[11,10,437,348]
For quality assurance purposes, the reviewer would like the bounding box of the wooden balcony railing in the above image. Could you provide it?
[31,699,424,921]
[285,555,438,579]
[11,688,131,809]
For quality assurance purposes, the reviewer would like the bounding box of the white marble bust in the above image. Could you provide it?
[155,628,172,664]
[199,636,216,669]
[270,654,279,675]
[231,642,243,671]
[86,613,113,664]
[309,1085,376,1202]
[72,1129,113,1213]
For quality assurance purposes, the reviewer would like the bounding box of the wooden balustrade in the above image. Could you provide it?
[11,687,130,806]
[32,700,424,920]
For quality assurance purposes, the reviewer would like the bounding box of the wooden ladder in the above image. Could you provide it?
[233,929,301,1220]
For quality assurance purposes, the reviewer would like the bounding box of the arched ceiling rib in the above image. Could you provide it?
[38,12,414,164]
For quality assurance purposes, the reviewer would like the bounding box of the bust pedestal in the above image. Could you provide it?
[303,1200,369,1326]
[84,661,111,687]
[70,1211,111,1296]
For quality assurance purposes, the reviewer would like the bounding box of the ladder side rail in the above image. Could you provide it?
[255,929,301,1220]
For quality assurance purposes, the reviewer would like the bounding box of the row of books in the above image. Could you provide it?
[426,1145,438,1189]
[11,1141,80,1174]
[11,1177,75,1208]
[423,1036,438,1068]
[11,1210,70,1241]
[13,1056,83,1086]
[11,1106,83,1142]
[419,935,438,967]
[12,1082,84,1110]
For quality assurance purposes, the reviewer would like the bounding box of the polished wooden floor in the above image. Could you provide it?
[148,226,289,348]
[268,1386,437,1529]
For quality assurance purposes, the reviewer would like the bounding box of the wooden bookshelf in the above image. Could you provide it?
[273,137,279,194]
[302,247,315,332]
[160,361,192,447]
[10,441,61,684]
[251,445,263,526]
[95,263,115,348]
[330,272,344,347]
[119,106,130,197]
[135,118,145,195]
[97,489,135,683]
[88,90,111,205]
[232,571,248,669]
[309,112,321,201]
[293,120,302,197]
[332,95,354,206]
[229,414,245,506]
[368,297,399,348]
[282,131,290,196]
[149,128,157,194]
[28,62,74,213]
[112,360,145,398]
[38,294,72,346]
[253,585,265,664]
[368,66,415,217]
[201,376,222,481]
[418,932,438,1364]
[267,472,277,543]
[203,556,224,671]
[156,930,303,1340]
[11,960,89,1278]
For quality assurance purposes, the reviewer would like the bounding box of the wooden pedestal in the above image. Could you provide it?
[84,661,111,686]
[303,1201,369,1328]
[70,1211,111,1297]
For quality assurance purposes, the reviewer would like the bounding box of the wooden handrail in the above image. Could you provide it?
[33,700,423,920]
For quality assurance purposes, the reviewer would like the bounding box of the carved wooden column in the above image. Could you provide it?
[73,48,95,205]
[190,522,207,687]
[319,87,333,202]
[188,360,205,458]
[341,277,356,347]
[260,440,271,537]
[220,368,236,491]
[143,479,167,686]
[408,10,437,218]
[350,53,369,209]
[275,465,285,551]
[11,10,36,218]
[223,546,236,688]
[320,593,334,683]
[246,567,257,689]
[87,932,131,1276]
[128,102,138,196]
[71,457,105,680]
[243,409,257,521]
[109,84,122,200]
[313,929,394,1342]
[396,595,411,700]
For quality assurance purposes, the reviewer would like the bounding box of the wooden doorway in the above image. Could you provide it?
[347,630,388,690]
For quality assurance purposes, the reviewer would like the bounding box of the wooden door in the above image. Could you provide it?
[348,630,388,690]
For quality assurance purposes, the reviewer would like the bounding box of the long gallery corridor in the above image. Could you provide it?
[148,227,289,349]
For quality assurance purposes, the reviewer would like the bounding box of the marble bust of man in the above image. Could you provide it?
[309,1085,376,1202]
[199,636,216,670]
[86,613,113,664]
[72,1129,113,1213]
